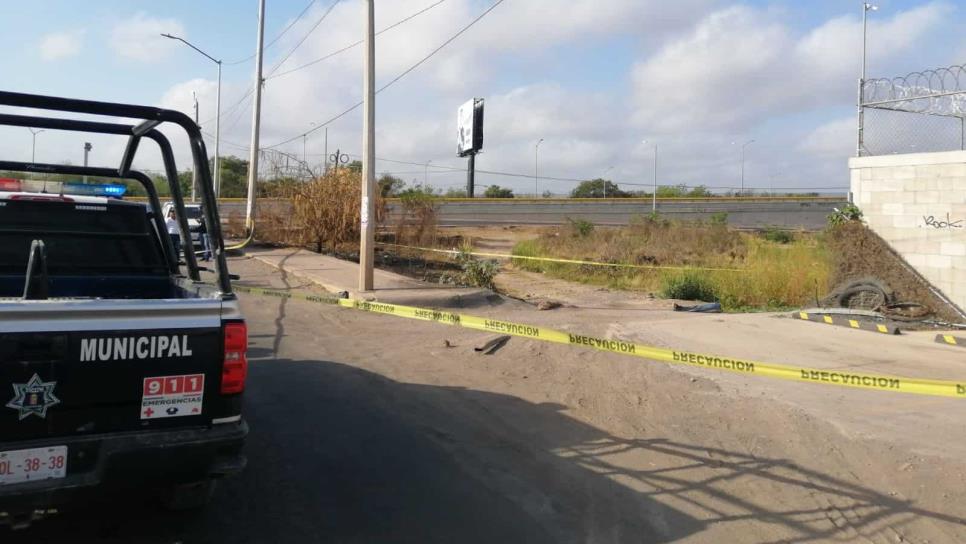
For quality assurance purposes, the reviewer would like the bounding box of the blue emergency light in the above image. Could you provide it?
[62,182,128,198]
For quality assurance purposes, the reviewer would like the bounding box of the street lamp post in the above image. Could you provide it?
[602,166,614,198]
[739,139,755,195]
[857,2,877,156]
[28,128,44,163]
[83,142,92,183]
[642,140,658,212]
[161,33,222,197]
[534,138,544,197]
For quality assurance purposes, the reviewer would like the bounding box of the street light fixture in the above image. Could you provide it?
[28,128,44,163]
[161,32,222,197]
[534,138,544,197]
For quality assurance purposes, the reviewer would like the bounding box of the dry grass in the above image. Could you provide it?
[512,218,831,311]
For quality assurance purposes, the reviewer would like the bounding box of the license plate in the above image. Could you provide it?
[0,446,67,486]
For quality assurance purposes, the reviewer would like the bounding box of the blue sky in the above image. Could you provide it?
[1,0,963,194]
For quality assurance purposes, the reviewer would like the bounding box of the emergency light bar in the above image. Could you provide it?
[0,178,127,197]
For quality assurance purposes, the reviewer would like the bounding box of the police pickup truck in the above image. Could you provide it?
[0,91,247,529]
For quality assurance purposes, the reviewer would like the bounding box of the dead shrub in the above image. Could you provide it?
[260,169,386,253]
[393,188,439,247]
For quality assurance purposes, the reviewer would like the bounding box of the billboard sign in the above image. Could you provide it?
[457,98,484,157]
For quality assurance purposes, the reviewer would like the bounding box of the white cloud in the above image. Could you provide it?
[631,2,950,133]
[110,13,185,62]
[39,30,85,61]
[799,116,855,158]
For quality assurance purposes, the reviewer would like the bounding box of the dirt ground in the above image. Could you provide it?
[231,254,966,543]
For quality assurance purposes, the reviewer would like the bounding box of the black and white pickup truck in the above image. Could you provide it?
[0,92,247,528]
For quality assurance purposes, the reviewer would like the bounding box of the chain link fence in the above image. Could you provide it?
[859,63,966,156]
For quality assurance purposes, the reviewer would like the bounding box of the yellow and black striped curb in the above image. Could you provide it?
[936,334,965,348]
[233,285,966,399]
[795,312,900,335]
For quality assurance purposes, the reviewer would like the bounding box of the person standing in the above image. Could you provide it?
[165,209,181,261]
[199,216,212,261]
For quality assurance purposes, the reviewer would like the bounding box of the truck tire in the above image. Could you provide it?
[834,278,894,310]
[160,479,217,511]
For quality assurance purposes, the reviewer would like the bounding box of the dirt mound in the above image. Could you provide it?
[825,222,963,322]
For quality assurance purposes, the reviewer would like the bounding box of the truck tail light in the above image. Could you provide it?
[221,322,248,394]
[0,178,22,191]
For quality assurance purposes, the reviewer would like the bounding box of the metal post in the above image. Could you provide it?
[83,142,91,183]
[214,61,222,198]
[858,3,876,157]
[466,153,475,197]
[192,92,199,202]
[534,138,543,197]
[359,0,376,291]
[323,127,329,175]
[425,160,431,185]
[652,144,658,213]
[245,0,266,234]
[740,139,754,195]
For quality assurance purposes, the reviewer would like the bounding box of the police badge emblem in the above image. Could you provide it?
[6,374,61,420]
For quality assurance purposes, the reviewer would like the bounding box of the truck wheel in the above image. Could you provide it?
[160,479,217,511]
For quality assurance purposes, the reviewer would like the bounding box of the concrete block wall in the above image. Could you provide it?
[849,150,966,316]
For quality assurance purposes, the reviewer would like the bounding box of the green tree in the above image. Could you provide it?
[484,185,514,198]
[347,160,363,174]
[378,174,405,197]
[444,187,468,197]
[570,178,627,198]
[215,156,249,198]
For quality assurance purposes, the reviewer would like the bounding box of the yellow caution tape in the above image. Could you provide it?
[233,285,966,399]
[378,243,743,273]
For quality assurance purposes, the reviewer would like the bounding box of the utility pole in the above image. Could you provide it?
[192,91,199,202]
[323,127,329,175]
[245,0,266,235]
[28,128,44,163]
[359,0,376,291]
[83,142,92,183]
[425,160,432,185]
[534,138,544,197]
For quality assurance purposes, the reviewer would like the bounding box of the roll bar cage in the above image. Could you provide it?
[0,91,233,294]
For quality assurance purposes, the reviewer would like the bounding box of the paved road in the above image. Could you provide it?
[217,198,848,230]
[8,261,563,544]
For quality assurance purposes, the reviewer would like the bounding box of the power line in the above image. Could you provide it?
[267,0,341,77]
[267,0,450,81]
[225,0,320,65]
[263,0,506,149]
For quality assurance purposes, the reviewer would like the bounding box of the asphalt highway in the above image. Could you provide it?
[216,198,848,230]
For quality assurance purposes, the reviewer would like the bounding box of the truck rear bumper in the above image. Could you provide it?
[0,420,247,522]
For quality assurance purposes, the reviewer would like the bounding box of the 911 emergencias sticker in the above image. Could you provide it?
[141,374,204,420]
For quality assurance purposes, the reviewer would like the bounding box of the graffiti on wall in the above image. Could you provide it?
[923,214,964,230]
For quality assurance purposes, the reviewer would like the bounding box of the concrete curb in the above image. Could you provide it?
[247,253,502,310]
[793,312,901,335]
